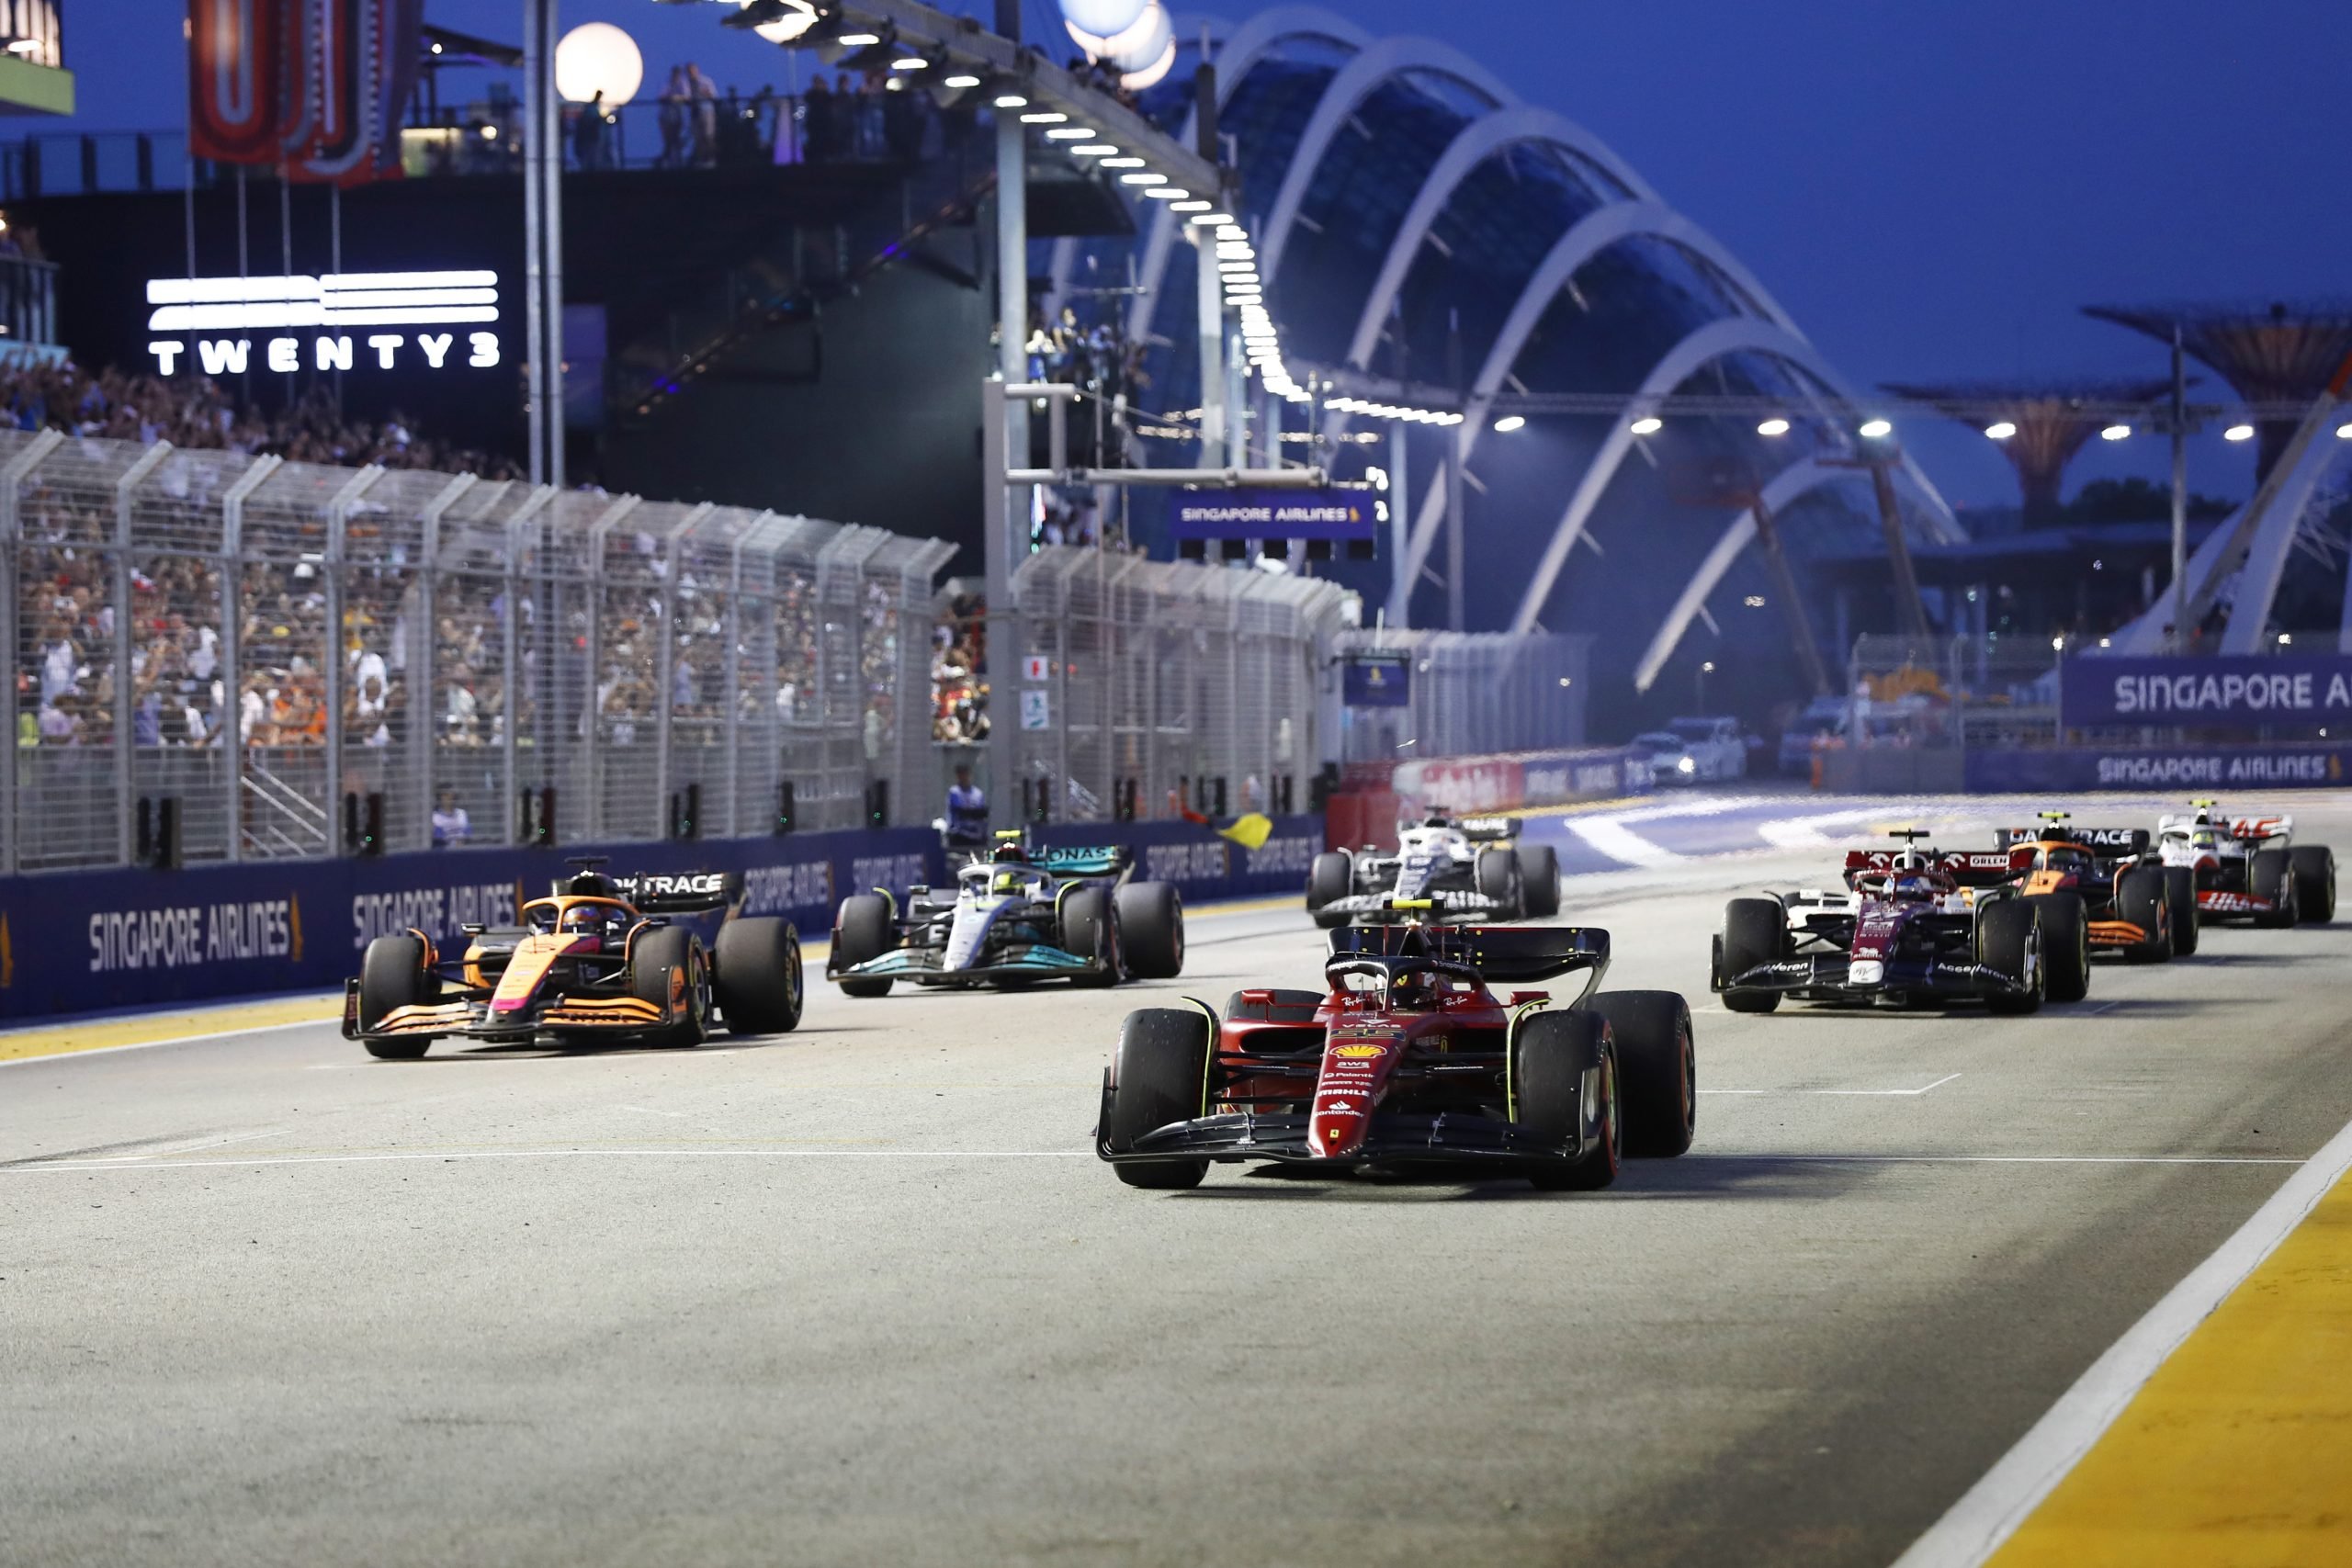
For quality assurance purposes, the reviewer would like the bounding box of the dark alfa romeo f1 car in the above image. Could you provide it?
[1994,812,2189,961]
[343,859,804,1058]
[1306,814,1560,928]
[1713,831,2077,1013]
[1096,921,1695,1190]
[2154,800,2336,927]
[826,831,1183,995]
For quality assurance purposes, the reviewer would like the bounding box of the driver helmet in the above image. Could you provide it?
[1893,873,1938,900]
[990,869,1026,895]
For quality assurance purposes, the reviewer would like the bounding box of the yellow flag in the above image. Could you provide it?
[1216,813,1275,852]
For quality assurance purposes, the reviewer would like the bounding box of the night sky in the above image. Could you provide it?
[42,0,2352,509]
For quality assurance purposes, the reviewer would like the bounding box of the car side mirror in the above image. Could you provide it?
[1508,989,1551,1006]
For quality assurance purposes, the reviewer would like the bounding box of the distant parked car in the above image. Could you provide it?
[1636,716,1750,784]
[1778,695,1849,775]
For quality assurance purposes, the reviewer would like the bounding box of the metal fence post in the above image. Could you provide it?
[503,486,557,845]
[322,466,383,854]
[582,495,637,840]
[413,473,474,851]
[113,442,173,863]
[657,502,714,837]
[0,428,62,875]
[218,455,282,862]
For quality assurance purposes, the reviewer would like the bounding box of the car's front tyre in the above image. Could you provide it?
[714,916,803,1035]
[831,893,898,998]
[1103,1009,1213,1190]
[358,934,436,1060]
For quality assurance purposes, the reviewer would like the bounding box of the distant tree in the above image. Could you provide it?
[2065,477,2234,524]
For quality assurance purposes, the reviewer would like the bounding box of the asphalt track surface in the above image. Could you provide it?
[6,792,2351,1568]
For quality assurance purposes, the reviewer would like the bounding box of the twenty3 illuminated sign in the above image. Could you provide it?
[142,270,503,377]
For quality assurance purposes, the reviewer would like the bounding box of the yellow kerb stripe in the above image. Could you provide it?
[1986,1162,2352,1566]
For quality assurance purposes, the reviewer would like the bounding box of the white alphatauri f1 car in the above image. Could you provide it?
[1305,814,1560,928]
[2153,800,2335,927]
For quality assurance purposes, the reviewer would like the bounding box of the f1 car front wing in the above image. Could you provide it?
[1717,953,2032,1003]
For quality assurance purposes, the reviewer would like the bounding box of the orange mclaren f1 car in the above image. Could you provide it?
[342,858,803,1058]
[1993,812,2189,963]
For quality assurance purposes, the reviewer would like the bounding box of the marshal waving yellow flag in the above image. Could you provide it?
[1216,813,1275,852]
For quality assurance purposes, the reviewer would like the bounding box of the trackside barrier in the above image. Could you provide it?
[0,826,944,1023]
[1962,744,2352,795]
[0,814,1336,1023]
[1391,748,1651,816]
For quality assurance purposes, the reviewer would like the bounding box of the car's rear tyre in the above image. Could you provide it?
[713,916,803,1035]
[2251,848,2299,929]
[1307,851,1353,929]
[2111,865,2170,964]
[831,892,897,998]
[359,934,435,1059]
[2291,844,2335,924]
[1516,843,1560,918]
[1476,846,1521,918]
[2165,865,2200,955]
[2027,889,2091,999]
[1587,990,1695,1158]
[1114,881,1185,978]
[1719,897,1786,1014]
[1060,886,1122,988]
[1979,898,2045,1015]
[631,925,709,1047]
[1516,1010,1620,1190]
[1104,1009,1212,1190]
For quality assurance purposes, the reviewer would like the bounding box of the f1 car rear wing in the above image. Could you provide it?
[1328,921,1608,985]
[607,870,741,914]
[1035,845,1133,877]
[1994,825,2150,855]
[1844,847,2030,887]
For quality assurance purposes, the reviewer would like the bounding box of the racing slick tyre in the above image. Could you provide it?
[2112,865,2171,964]
[713,916,803,1036]
[1516,1010,1620,1191]
[1587,990,1696,1158]
[1307,852,1353,929]
[2290,845,2336,924]
[1104,1009,1213,1190]
[1114,881,1185,978]
[832,893,898,998]
[358,934,437,1059]
[1476,847,1522,919]
[2251,848,2300,930]
[1978,898,2046,1016]
[1059,886,1123,988]
[2026,889,2091,1000]
[2165,865,2201,955]
[1718,897,1787,1014]
[1516,843,1561,918]
[631,925,710,1047]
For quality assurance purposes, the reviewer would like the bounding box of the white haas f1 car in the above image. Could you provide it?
[1306,814,1560,928]
[2154,801,2335,927]
[826,831,1183,995]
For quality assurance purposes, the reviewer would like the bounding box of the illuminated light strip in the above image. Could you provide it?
[147,303,502,330]
[316,288,498,310]
[144,270,498,305]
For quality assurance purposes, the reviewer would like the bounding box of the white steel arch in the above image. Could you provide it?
[1629,457,1950,692]
[1123,6,1373,346]
[1394,207,1815,596]
[1508,316,1883,634]
[1340,107,1662,373]
[1258,39,1528,287]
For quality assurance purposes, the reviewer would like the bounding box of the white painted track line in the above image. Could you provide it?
[1888,1109,2352,1568]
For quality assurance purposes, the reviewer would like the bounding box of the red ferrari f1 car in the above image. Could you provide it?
[1095,921,1696,1190]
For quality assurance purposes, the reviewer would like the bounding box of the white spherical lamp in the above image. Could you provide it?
[1059,0,1150,40]
[1121,37,1178,90]
[1094,2,1170,72]
[554,22,644,107]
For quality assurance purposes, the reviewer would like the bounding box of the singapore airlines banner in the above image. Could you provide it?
[2061,654,2352,728]
[189,0,425,183]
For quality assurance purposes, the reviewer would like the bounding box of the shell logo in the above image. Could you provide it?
[1331,1043,1385,1060]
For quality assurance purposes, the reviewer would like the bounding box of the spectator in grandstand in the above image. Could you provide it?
[431,786,471,849]
[572,91,607,170]
[689,64,721,166]
[945,764,988,847]
[659,66,689,166]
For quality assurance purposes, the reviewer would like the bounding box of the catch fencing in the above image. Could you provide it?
[2,426,953,874]
[1333,630,1589,763]
[1002,546,1354,822]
